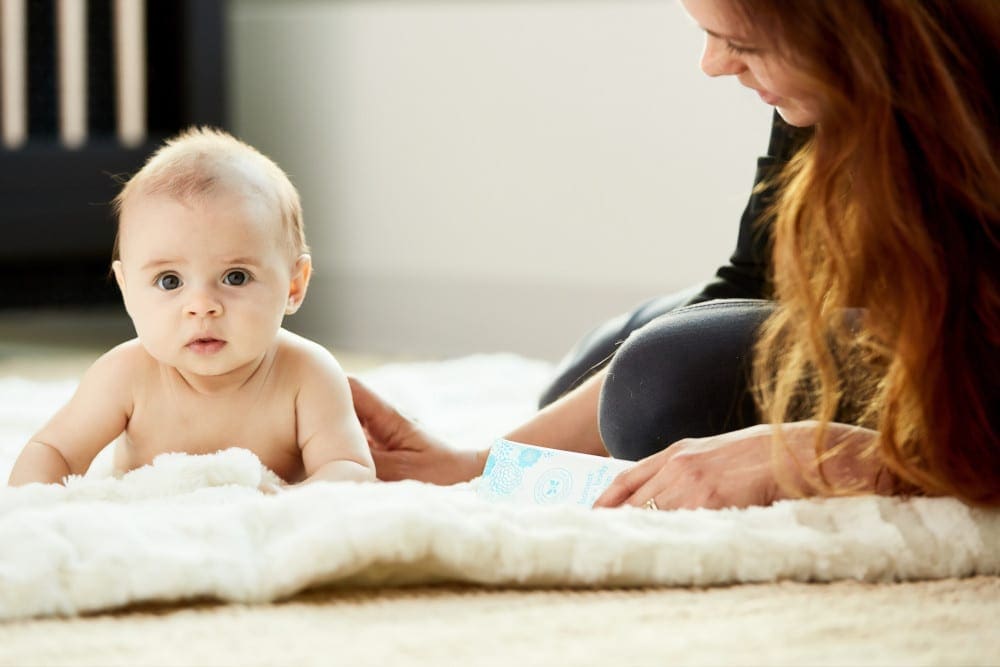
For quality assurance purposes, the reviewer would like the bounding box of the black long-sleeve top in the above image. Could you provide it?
[686,111,812,305]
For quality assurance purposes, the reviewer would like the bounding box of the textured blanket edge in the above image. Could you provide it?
[1,449,998,621]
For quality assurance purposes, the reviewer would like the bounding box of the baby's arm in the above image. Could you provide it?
[8,344,132,486]
[294,342,376,485]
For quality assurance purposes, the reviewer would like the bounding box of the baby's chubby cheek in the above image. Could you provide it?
[130,322,172,360]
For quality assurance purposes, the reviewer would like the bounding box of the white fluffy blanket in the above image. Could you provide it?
[1,354,998,621]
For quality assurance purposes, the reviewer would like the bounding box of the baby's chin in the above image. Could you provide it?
[143,348,248,378]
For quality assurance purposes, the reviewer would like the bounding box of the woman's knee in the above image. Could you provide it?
[537,285,709,408]
[598,300,772,460]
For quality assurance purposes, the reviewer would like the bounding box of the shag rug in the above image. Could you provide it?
[1,354,999,625]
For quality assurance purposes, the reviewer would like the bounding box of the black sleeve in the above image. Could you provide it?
[685,111,812,304]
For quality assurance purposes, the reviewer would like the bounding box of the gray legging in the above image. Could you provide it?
[539,297,773,461]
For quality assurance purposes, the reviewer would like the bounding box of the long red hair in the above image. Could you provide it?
[732,0,1000,504]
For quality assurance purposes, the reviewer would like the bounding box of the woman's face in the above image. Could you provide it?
[679,0,821,127]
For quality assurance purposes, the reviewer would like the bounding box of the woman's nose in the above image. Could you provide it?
[700,36,745,78]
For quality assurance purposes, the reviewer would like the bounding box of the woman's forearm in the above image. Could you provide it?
[775,421,891,497]
[504,369,608,457]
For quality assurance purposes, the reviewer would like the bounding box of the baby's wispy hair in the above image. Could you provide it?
[111,127,308,261]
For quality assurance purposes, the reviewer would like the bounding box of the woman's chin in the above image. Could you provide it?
[775,105,819,128]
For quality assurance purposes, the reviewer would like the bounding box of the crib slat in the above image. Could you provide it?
[57,0,87,148]
[1,0,29,148]
[113,0,144,147]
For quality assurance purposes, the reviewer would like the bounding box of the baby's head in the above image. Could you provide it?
[113,127,308,263]
[111,128,313,377]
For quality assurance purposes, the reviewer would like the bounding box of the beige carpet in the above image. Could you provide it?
[1,578,998,666]
[2,311,999,666]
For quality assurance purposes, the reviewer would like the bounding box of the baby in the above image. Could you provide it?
[8,128,375,488]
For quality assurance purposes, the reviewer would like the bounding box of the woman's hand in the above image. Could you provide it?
[348,376,487,485]
[593,422,881,511]
[594,425,781,510]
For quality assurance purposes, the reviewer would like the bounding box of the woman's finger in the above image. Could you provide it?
[618,457,697,510]
[593,457,660,507]
[347,376,413,449]
[619,473,672,509]
[347,376,394,421]
[370,446,411,482]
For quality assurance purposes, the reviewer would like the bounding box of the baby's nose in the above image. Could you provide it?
[185,290,223,317]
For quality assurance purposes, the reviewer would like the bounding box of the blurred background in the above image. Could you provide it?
[1,0,771,363]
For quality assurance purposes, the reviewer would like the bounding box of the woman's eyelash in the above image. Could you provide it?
[726,42,757,56]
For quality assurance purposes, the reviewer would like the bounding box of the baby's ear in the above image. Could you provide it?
[286,254,312,315]
[111,261,127,297]
[112,261,134,316]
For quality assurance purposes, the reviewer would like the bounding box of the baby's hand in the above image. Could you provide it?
[257,464,288,494]
[258,480,284,494]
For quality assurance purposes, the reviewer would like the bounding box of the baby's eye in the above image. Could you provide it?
[155,273,182,291]
[222,270,251,286]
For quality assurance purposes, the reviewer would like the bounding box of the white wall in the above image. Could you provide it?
[228,0,773,360]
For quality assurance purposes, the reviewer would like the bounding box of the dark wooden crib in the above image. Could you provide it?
[0,0,225,308]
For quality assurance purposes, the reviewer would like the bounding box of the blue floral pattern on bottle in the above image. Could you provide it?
[477,438,634,507]
[518,447,542,468]
[489,461,523,495]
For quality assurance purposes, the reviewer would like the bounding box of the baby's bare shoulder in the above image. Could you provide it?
[274,328,347,387]
[87,339,149,381]
[276,328,342,366]
[70,339,151,412]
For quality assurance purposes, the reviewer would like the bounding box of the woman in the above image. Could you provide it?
[350,0,999,510]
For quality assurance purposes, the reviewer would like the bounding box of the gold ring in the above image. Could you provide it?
[643,498,659,511]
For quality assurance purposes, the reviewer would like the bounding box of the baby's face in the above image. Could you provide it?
[113,190,304,379]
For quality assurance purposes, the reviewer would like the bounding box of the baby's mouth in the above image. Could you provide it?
[186,337,227,354]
